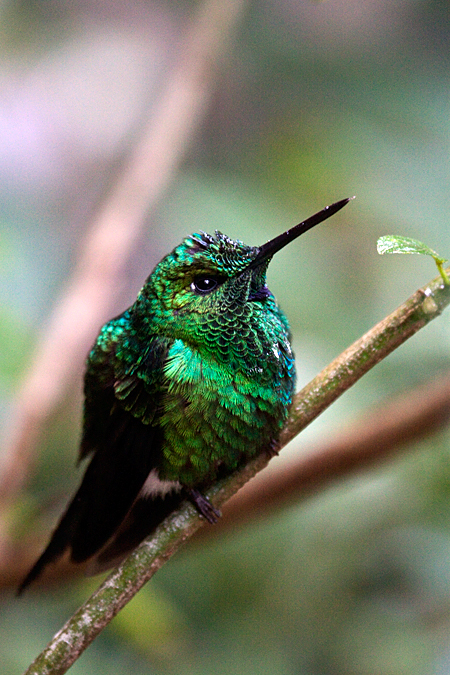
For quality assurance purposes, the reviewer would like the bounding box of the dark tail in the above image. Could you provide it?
[17,489,186,593]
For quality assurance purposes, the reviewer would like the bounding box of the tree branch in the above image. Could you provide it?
[23,271,450,675]
[3,368,450,591]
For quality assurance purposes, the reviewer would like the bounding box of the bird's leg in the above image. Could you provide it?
[188,489,221,524]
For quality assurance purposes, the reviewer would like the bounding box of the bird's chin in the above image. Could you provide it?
[248,285,271,301]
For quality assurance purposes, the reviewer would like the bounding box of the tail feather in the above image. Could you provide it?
[18,488,185,594]
[18,408,164,594]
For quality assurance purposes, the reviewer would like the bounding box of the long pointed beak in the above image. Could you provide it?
[246,197,354,271]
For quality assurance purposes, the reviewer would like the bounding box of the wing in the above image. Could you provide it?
[19,313,171,593]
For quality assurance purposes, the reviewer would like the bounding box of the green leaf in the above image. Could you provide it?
[377,235,449,285]
[377,235,446,262]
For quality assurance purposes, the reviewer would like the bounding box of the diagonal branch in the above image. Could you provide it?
[3,368,450,590]
[23,271,450,675]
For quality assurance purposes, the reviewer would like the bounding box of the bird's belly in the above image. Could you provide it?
[158,340,290,486]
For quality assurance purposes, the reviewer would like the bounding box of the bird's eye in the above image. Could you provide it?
[190,276,221,294]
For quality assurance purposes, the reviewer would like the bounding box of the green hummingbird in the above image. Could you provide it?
[19,198,350,593]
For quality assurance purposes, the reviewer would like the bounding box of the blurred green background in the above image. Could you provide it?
[2,0,450,673]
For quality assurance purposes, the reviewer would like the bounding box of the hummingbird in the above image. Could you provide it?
[19,198,351,593]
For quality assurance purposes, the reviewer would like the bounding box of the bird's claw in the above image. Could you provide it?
[188,489,221,524]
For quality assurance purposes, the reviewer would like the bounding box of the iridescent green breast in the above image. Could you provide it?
[158,333,295,486]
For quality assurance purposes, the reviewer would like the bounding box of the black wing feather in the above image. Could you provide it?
[18,406,164,594]
[71,407,164,561]
[18,316,172,594]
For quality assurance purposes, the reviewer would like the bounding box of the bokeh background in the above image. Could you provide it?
[2,0,450,673]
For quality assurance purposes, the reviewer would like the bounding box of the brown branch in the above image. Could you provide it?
[0,0,249,505]
[21,272,450,674]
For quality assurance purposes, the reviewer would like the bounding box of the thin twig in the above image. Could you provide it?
[23,271,450,675]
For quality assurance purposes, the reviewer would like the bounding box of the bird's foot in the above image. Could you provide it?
[188,489,221,524]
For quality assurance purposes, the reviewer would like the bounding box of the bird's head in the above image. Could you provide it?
[133,198,351,369]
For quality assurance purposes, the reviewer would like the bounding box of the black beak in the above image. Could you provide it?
[246,197,353,271]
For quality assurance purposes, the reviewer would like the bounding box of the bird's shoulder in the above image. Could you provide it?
[80,310,173,459]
